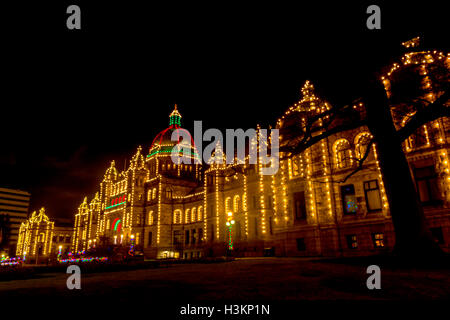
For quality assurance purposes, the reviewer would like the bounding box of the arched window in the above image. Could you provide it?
[233,195,240,212]
[225,197,232,213]
[191,208,197,223]
[148,211,154,225]
[147,190,152,201]
[198,206,203,221]
[173,210,182,224]
[136,213,142,225]
[165,188,172,199]
[152,188,157,199]
[292,157,300,176]
[334,139,352,169]
[185,209,190,223]
[354,132,374,161]
[401,113,429,151]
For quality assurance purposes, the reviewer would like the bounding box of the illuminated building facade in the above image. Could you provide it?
[16,208,54,260]
[72,45,450,258]
[0,187,30,256]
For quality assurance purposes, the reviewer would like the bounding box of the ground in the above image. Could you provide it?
[0,257,448,317]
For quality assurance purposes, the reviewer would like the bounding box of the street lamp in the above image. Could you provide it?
[226,212,235,250]
[129,234,135,256]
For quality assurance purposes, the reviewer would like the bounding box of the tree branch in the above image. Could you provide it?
[397,94,449,143]
[335,138,375,183]
[280,119,367,155]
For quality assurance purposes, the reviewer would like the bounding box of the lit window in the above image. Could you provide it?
[364,180,382,211]
[173,210,182,224]
[197,206,203,221]
[355,133,373,161]
[372,233,385,248]
[148,211,154,225]
[185,209,190,223]
[225,197,232,213]
[334,139,352,169]
[233,195,240,212]
[292,158,300,176]
[341,184,357,214]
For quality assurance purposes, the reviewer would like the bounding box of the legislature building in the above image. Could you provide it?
[72,44,450,259]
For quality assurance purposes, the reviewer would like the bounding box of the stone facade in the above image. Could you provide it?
[71,47,450,259]
[16,208,54,261]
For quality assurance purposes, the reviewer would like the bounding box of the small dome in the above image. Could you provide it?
[104,161,118,181]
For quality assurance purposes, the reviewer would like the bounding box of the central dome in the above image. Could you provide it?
[148,105,200,162]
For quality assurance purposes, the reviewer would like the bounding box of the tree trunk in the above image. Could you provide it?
[364,81,442,258]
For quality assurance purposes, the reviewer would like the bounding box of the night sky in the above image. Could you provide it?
[1,1,447,220]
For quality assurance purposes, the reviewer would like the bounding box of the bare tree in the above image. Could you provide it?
[279,47,449,258]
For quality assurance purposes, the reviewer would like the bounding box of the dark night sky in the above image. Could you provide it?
[1,1,447,220]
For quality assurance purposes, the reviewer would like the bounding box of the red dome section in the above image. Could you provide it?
[147,105,201,163]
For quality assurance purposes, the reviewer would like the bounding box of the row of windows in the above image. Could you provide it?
[110,181,127,196]
[146,188,174,201]
[173,207,204,224]
[52,235,71,243]
[340,181,383,215]
[147,188,157,201]
[293,179,383,220]
[147,229,205,247]
[334,133,373,169]
[345,233,385,250]
[225,195,241,213]
[296,232,386,252]
[296,228,446,252]
[177,228,204,245]
[290,132,374,177]
[161,163,194,172]
[226,194,274,213]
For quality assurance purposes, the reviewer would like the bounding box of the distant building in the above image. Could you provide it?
[16,208,54,261]
[51,219,73,256]
[0,187,31,255]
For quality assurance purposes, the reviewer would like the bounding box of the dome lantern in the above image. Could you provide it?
[169,104,182,127]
